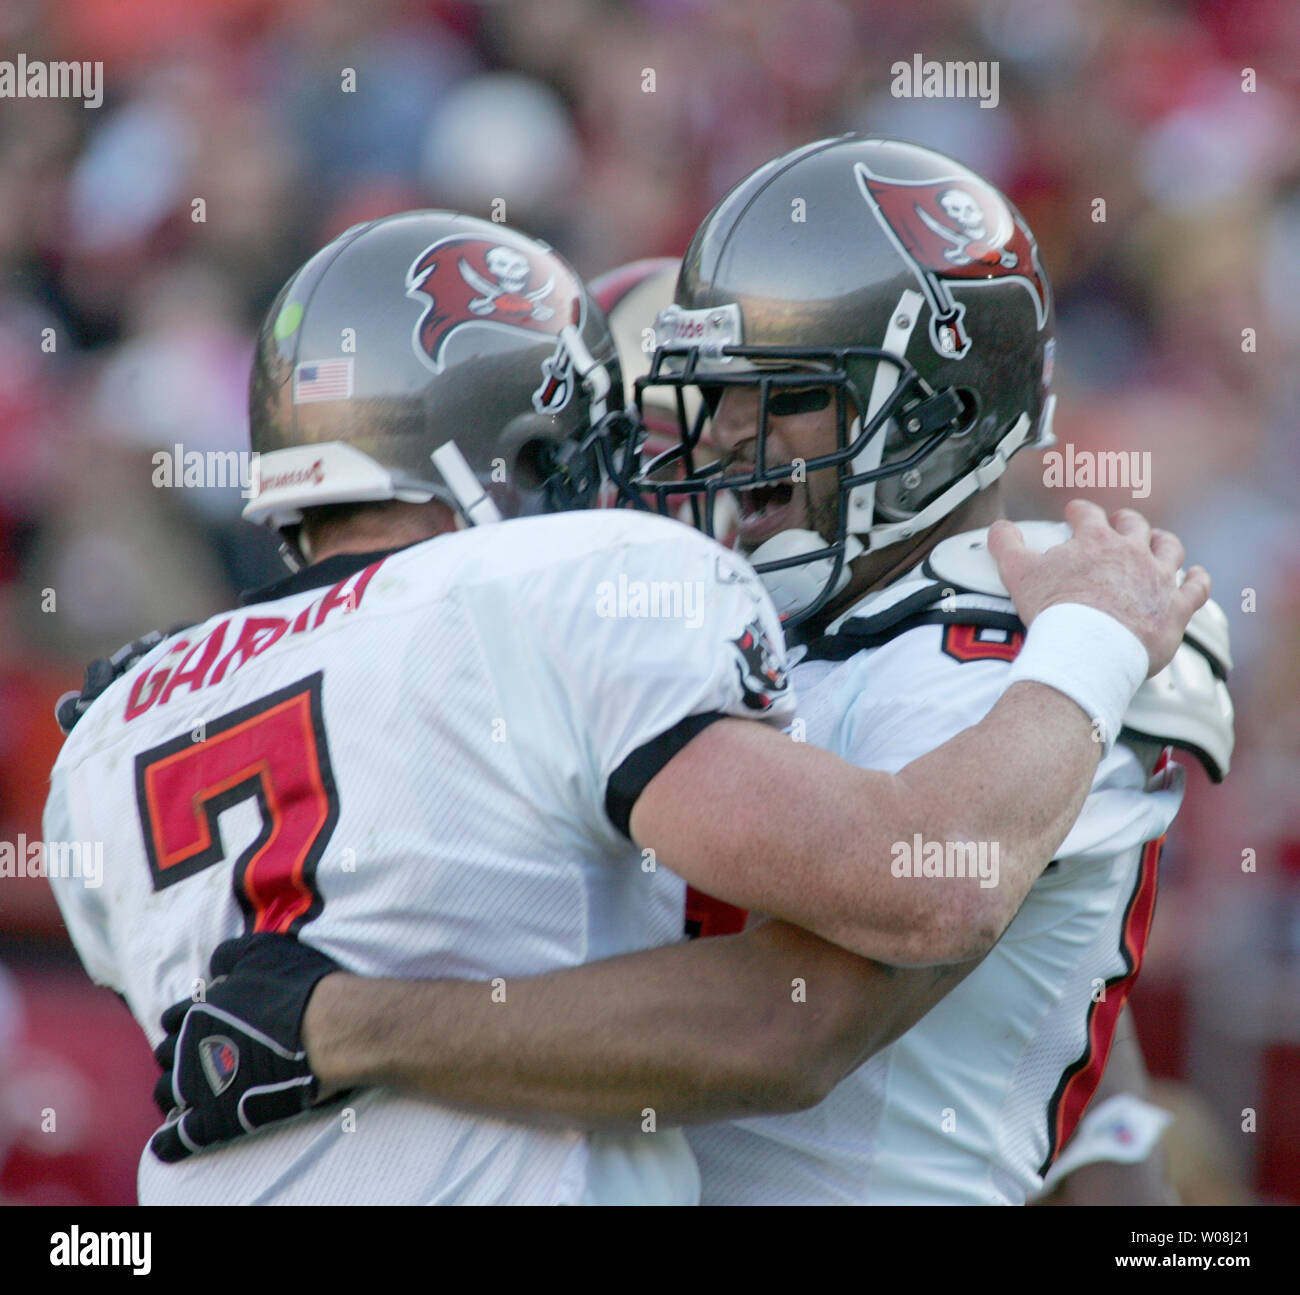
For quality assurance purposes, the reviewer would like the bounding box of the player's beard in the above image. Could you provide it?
[805,475,840,547]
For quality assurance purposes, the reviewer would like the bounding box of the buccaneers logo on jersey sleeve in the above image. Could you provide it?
[406,235,584,374]
[853,160,1049,359]
[730,617,789,712]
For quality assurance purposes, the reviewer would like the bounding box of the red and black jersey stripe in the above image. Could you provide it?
[1037,831,1164,1177]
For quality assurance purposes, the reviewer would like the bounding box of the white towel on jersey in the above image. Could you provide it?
[44,510,794,1205]
[688,571,1183,1205]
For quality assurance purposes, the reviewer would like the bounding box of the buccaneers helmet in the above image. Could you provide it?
[636,135,1056,625]
[244,211,630,558]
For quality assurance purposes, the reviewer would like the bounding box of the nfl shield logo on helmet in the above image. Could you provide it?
[199,1035,240,1096]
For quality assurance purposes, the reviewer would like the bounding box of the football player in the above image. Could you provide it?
[164,142,1232,1206]
[48,200,1207,1204]
[191,142,1227,1205]
[634,137,1234,1203]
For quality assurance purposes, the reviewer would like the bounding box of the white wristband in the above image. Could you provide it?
[1004,603,1149,755]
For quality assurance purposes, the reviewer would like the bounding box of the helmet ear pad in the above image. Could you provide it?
[504,432,603,515]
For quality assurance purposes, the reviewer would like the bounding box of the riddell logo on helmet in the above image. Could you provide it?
[854,157,1049,360]
[666,317,707,340]
[406,236,583,373]
[256,459,325,493]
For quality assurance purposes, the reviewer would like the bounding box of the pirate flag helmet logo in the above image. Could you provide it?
[854,158,1049,359]
[406,234,585,382]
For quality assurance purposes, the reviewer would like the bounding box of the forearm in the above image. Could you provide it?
[871,600,1153,962]
[305,920,979,1129]
[630,679,1100,969]
[633,591,1155,967]
[887,679,1101,961]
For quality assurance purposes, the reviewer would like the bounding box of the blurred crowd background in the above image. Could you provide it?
[0,0,1296,1204]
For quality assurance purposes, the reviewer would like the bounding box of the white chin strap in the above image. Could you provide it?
[559,323,611,423]
[431,441,503,526]
[845,288,926,538]
[749,529,865,621]
[844,285,1054,553]
[862,406,1043,551]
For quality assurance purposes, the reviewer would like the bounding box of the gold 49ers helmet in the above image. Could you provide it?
[635,135,1057,626]
[244,211,631,557]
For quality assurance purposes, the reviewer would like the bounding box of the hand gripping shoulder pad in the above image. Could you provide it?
[924,524,1235,781]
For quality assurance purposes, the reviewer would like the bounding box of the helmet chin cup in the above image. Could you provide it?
[748,529,865,621]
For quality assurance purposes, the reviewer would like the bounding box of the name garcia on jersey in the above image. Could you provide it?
[123,560,385,723]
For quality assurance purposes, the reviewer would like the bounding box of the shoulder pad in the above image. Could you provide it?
[922,522,1071,598]
[927,524,1235,780]
[1181,593,1232,676]
[805,573,1019,660]
[1123,626,1235,782]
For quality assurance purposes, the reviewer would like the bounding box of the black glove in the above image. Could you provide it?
[56,626,191,734]
[149,933,346,1164]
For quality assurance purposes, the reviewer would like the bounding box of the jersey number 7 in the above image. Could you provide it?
[134,673,339,934]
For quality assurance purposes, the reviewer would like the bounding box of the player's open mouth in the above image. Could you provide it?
[734,479,796,545]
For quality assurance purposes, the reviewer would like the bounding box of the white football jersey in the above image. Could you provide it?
[45,509,794,1205]
[688,567,1184,1205]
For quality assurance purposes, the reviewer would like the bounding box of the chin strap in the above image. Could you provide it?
[749,530,865,621]
[845,288,925,533]
[559,324,611,424]
[280,537,306,571]
[839,279,1055,555]
[861,406,1044,553]
[431,441,504,526]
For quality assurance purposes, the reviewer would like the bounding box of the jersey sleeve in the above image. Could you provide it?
[1052,748,1184,863]
[522,523,796,837]
[43,766,120,991]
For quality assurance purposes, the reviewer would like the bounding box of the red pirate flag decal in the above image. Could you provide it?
[406,235,584,373]
[853,160,1049,360]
